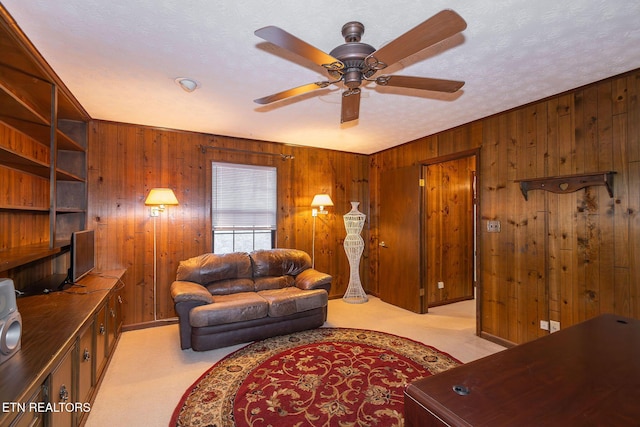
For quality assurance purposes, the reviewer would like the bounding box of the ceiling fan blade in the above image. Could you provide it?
[365,9,467,71]
[341,89,361,123]
[254,81,331,105]
[255,26,343,73]
[376,75,464,92]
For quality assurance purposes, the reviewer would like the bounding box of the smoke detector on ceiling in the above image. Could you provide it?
[174,77,200,93]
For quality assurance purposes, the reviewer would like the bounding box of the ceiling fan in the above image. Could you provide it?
[254,9,467,124]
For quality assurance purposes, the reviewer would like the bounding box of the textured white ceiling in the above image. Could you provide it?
[3,0,640,154]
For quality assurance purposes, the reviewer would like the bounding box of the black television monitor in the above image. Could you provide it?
[69,229,95,284]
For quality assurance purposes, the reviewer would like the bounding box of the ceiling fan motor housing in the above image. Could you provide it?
[329,31,376,89]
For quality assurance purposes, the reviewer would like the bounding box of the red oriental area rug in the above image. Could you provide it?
[170,328,461,427]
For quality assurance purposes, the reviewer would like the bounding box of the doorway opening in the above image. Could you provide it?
[422,151,477,312]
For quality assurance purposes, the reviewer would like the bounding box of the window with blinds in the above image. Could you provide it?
[211,162,277,253]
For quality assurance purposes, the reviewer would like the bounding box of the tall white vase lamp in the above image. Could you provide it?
[311,194,334,268]
[343,201,368,303]
[145,188,179,321]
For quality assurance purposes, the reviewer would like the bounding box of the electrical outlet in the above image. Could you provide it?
[550,320,561,333]
[487,220,501,232]
[437,281,445,289]
[540,320,549,331]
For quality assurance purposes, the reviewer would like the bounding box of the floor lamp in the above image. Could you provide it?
[145,188,179,321]
[311,194,333,268]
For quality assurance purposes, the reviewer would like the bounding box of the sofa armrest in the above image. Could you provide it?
[295,269,332,293]
[170,280,214,304]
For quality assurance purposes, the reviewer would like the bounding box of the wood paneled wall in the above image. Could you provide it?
[368,124,483,298]
[87,68,639,342]
[87,121,368,326]
[369,69,640,345]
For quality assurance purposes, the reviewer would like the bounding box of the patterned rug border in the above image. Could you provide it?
[170,327,461,427]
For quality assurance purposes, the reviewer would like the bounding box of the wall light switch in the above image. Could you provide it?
[550,320,561,333]
[437,281,445,289]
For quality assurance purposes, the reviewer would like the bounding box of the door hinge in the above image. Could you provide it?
[419,288,425,297]
[419,178,425,187]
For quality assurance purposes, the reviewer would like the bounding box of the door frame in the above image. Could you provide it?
[420,148,481,331]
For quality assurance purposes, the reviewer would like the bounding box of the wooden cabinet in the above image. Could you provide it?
[94,304,108,380]
[0,271,125,427]
[0,4,89,290]
[8,386,44,427]
[49,347,74,427]
[107,291,123,354]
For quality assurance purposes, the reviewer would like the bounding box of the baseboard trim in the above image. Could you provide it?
[428,295,474,308]
[123,318,179,332]
[479,331,515,348]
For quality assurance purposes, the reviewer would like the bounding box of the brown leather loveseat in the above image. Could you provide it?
[170,248,332,351]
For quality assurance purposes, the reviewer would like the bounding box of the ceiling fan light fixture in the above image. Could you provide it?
[253,9,467,123]
[174,77,200,93]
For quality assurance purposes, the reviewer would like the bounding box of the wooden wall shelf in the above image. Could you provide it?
[0,241,68,272]
[515,172,615,201]
[1,4,89,294]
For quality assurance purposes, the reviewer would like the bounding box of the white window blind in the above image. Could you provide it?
[212,163,277,229]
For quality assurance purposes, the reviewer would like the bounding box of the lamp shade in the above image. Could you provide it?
[311,194,334,208]
[145,188,179,206]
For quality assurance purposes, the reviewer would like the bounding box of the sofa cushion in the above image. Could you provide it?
[251,249,311,278]
[206,278,255,295]
[189,292,268,327]
[176,252,252,285]
[258,288,328,317]
[254,275,295,291]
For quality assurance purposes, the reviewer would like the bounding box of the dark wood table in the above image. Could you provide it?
[404,313,640,426]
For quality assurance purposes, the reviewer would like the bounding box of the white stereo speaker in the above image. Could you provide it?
[0,278,22,365]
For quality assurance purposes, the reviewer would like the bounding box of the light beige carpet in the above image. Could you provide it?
[85,297,504,426]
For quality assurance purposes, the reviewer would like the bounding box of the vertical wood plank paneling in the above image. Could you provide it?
[367,70,640,346]
[373,70,640,346]
[88,121,368,326]
[82,69,640,339]
[629,75,640,163]
[630,74,640,319]
[628,161,640,318]
[598,80,618,300]
[480,115,506,338]
[612,78,630,315]
[515,105,546,341]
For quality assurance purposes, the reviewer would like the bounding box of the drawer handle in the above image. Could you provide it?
[100,324,106,335]
[110,308,116,318]
[83,348,91,362]
[59,385,69,402]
